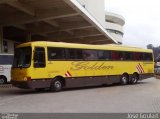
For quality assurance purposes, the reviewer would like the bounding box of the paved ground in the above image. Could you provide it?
[0,77,160,113]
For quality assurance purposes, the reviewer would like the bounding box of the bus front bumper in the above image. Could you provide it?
[11,79,51,89]
[11,80,30,89]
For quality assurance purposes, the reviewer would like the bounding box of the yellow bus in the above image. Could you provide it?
[11,41,154,91]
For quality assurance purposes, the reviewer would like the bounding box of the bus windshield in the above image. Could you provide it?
[13,47,31,68]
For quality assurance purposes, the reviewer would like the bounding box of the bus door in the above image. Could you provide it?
[33,47,47,79]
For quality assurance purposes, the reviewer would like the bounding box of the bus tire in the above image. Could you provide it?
[50,78,63,92]
[120,74,128,85]
[130,74,139,84]
[0,76,7,84]
[35,88,45,92]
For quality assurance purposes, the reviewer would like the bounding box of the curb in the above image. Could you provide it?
[154,75,160,79]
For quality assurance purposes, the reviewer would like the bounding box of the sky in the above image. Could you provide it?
[105,0,160,48]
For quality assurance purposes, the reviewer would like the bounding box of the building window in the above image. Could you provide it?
[106,29,124,36]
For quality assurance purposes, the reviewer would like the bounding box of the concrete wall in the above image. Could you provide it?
[77,0,105,27]
[2,39,15,54]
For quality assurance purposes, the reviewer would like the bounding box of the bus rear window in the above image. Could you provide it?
[13,47,31,68]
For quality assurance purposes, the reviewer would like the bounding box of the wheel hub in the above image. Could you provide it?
[122,77,127,84]
[0,79,4,84]
[55,81,61,89]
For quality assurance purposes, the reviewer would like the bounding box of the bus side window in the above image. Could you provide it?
[67,49,83,60]
[98,50,111,60]
[97,50,105,60]
[48,48,65,60]
[111,51,123,61]
[34,47,46,68]
[104,50,111,60]
[133,52,143,61]
[143,53,153,61]
[83,50,98,60]
[123,52,133,61]
[0,55,13,65]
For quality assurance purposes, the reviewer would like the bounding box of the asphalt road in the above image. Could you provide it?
[0,77,160,113]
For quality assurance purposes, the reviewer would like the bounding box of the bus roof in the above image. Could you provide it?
[16,41,153,53]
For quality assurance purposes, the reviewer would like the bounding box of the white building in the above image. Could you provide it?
[105,12,125,44]
[77,0,106,27]
[77,0,125,44]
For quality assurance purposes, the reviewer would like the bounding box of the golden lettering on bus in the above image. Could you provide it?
[70,61,114,70]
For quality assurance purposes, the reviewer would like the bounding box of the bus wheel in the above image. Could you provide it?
[35,88,45,92]
[0,76,7,84]
[130,74,139,84]
[120,74,128,85]
[50,78,63,92]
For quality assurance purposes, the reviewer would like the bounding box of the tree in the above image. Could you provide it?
[147,44,154,49]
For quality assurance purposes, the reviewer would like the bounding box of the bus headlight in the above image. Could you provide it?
[23,77,31,81]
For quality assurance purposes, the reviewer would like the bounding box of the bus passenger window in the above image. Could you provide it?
[34,47,46,68]
[133,52,143,61]
[111,51,123,61]
[83,50,98,60]
[48,48,65,60]
[98,50,111,60]
[67,49,83,60]
[143,53,153,61]
[104,51,111,60]
[123,52,133,61]
[97,50,105,60]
